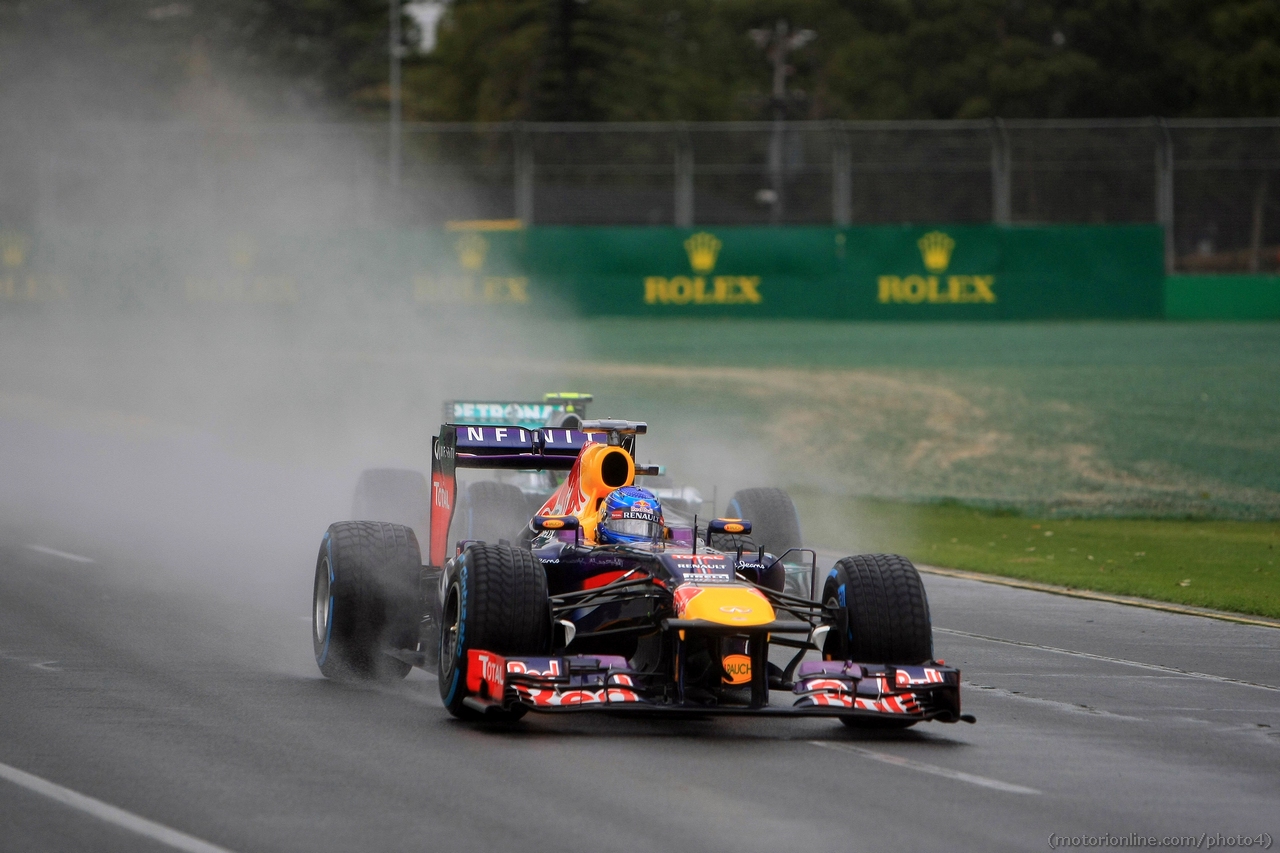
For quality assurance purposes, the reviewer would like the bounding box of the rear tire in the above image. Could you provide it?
[464,481,531,544]
[351,469,430,540]
[438,543,551,721]
[726,487,802,558]
[707,532,783,591]
[707,531,755,553]
[313,521,421,682]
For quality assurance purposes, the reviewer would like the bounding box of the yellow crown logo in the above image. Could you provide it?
[917,231,955,273]
[455,233,488,271]
[684,232,722,274]
[228,235,256,270]
[1,232,30,268]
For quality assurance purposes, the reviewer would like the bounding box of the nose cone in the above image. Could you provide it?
[673,584,775,626]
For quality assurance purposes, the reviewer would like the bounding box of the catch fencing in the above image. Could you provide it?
[9,118,1280,274]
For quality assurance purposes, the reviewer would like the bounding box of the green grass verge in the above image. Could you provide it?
[569,319,1280,520]
[794,492,1280,619]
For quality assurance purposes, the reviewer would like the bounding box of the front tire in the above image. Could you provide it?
[821,553,932,730]
[822,553,933,665]
[438,543,551,721]
[313,521,421,682]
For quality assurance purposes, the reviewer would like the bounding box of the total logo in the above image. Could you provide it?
[644,232,763,306]
[877,231,997,305]
[432,479,452,510]
[674,554,727,567]
[473,652,504,693]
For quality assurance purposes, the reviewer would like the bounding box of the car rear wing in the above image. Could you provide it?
[427,423,592,566]
[427,420,655,567]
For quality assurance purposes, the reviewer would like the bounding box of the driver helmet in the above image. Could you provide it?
[597,486,664,545]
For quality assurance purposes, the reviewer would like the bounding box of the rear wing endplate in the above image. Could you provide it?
[427,424,590,566]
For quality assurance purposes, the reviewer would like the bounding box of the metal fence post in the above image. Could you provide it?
[1155,118,1175,274]
[1250,175,1268,273]
[674,123,694,227]
[388,0,402,190]
[768,119,785,224]
[990,117,1011,225]
[514,123,534,226]
[831,123,852,226]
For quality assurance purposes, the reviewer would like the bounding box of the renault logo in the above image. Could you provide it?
[719,606,752,614]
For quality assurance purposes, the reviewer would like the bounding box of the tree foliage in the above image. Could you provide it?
[3,0,1276,121]
[0,0,418,119]
[406,0,1280,121]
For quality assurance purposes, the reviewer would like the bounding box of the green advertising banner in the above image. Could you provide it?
[1165,274,1280,320]
[509,224,1165,320]
[3,223,1164,320]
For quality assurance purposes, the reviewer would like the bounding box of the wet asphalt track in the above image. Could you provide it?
[1,530,1277,853]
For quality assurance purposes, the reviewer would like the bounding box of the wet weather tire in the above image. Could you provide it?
[464,481,531,545]
[351,469,430,540]
[438,543,551,721]
[313,521,421,682]
[726,488,802,558]
[706,532,784,591]
[707,532,755,553]
[821,554,932,730]
[822,553,932,665]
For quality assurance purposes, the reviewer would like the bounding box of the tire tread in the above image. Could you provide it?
[830,553,932,664]
[727,487,802,556]
[437,543,550,720]
[315,520,420,681]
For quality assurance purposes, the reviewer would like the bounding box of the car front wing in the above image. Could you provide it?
[460,649,973,723]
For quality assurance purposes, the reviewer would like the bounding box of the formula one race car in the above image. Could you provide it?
[312,419,973,728]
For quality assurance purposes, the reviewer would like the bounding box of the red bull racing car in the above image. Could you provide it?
[312,418,973,727]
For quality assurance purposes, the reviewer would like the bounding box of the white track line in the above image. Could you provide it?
[25,544,95,564]
[808,741,1041,795]
[0,760,237,853]
[936,627,1280,692]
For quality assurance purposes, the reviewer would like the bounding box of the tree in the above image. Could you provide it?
[5,0,1277,122]
[0,0,419,120]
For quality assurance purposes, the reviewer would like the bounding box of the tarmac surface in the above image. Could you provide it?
[1,528,1277,853]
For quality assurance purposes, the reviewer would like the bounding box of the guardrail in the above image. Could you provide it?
[5,118,1278,275]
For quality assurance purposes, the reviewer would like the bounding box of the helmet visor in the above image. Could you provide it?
[603,518,663,541]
